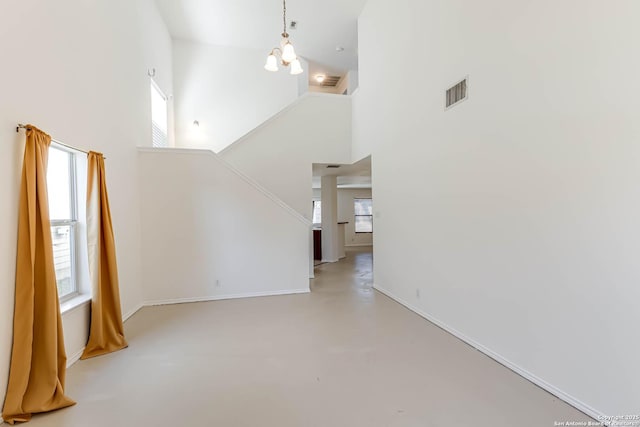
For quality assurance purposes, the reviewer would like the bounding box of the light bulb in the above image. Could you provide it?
[290,59,303,75]
[264,53,278,72]
[282,42,297,63]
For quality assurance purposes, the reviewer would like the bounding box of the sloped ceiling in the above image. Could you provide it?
[155,0,367,80]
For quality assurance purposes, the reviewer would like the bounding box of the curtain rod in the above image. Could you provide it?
[16,124,106,159]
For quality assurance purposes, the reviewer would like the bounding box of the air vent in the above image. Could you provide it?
[326,165,341,169]
[446,77,468,109]
[319,76,342,87]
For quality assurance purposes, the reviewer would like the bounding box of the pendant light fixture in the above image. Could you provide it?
[265,0,303,75]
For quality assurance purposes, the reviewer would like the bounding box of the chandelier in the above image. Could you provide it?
[264,0,303,75]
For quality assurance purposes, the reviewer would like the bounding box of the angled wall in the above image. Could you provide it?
[139,148,310,303]
[172,39,302,152]
[354,0,640,417]
[221,93,353,219]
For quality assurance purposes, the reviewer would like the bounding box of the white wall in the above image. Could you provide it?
[347,70,359,95]
[297,57,310,97]
[221,93,352,219]
[353,0,640,417]
[313,188,373,246]
[139,149,310,303]
[172,39,301,152]
[0,0,173,410]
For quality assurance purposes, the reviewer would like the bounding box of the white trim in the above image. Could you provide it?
[144,289,310,307]
[60,293,92,316]
[345,244,373,247]
[373,284,605,422]
[137,147,311,227]
[66,347,86,368]
[122,302,145,323]
[64,302,142,369]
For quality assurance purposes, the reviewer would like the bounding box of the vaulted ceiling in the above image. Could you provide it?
[155,0,367,80]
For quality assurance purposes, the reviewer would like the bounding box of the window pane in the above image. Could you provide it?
[47,147,72,220]
[355,216,373,233]
[151,82,168,134]
[354,199,372,215]
[312,201,322,223]
[51,225,75,298]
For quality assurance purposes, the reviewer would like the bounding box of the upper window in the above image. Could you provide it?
[47,145,79,301]
[151,80,168,148]
[312,200,322,224]
[354,198,373,233]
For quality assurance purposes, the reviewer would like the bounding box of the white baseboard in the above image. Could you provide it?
[64,302,144,370]
[144,288,310,307]
[345,244,373,247]
[122,302,145,323]
[373,284,605,422]
[67,347,86,368]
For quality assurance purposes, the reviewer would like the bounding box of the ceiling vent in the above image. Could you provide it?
[445,77,468,109]
[318,75,342,87]
[326,165,341,169]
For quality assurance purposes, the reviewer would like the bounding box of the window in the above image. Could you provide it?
[312,200,322,224]
[151,80,168,147]
[47,146,79,301]
[354,198,373,233]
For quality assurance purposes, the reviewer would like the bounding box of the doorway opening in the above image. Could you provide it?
[310,156,373,278]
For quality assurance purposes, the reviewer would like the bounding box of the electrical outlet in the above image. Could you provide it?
[216,279,221,287]
[416,288,420,299]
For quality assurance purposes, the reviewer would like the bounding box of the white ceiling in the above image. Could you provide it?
[155,0,367,80]
[312,156,371,189]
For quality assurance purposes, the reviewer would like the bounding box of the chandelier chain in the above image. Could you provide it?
[265,0,302,74]
[282,0,287,35]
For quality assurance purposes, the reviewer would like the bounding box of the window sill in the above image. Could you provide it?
[60,294,92,316]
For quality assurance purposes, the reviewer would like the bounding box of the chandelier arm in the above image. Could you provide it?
[266,0,302,74]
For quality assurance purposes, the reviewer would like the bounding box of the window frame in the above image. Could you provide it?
[354,198,373,234]
[150,78,168,148]
[48,144,80,303]
[312,200,322,224]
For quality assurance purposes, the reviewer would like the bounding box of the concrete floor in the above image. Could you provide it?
[27,247,591,426]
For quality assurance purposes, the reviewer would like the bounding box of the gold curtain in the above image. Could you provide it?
[80,152,127,359]
[2,126,76,424]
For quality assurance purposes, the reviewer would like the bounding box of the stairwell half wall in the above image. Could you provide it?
[172,39,302,153]
[139,148,311,304]
[221,94,353,220]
